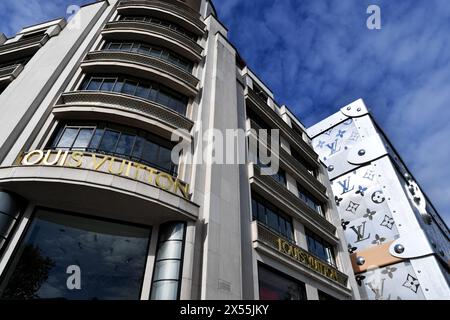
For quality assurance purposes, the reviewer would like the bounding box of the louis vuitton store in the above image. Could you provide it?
[0,181,195,300]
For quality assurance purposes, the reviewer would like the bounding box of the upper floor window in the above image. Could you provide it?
[291,147,317,177]
[252,193,294,242]
[253,83,269,103]
[305,229,336,267]
[103,41,194,73]
[247,107,272,132]
[49,122,178,175]
[119,15,197,42]
[0,57,31,69]
[258,163,286,186]
[81,75,188,115]
[296,182,324,216]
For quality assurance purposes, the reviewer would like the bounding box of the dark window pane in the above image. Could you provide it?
[267,209,278,231]
[116,134,135,156]
[158,147,173,172]
[121,81,138,96]
[73,128,94,149]
[252,199,258,220]
[258,265,306,300]
[135,84,150,99]
[0,210,150,300]
[56,128,78,149]
[286,221,293,241]
[279,218,287,237]
[112,79,123,93]
[89,129,104,150]
[150,48,162,58]
[130,43,139,53]
[148,87,158,101]
[107,43,121,51]
[100,78,116,92]
[120,43,132,51]
[257,202,266,224]
[86,78,102,91]
[138,45,150,55]
[156,90,171,107]
[132,137,144,159]
[142,141,158,165]
[98,130,120,153]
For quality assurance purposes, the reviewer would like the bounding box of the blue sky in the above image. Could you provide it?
[0,0,449,226]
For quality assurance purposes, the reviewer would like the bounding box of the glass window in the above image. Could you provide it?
[115,134,135,156]
[138,45,150,55]
[131,136,145,159]
[150,47,162,58]
[267,209,279,232]
[88,128,104,150]
[0,210,150,300]
[135,84,150,100]
[121,80,138,96]
[251,194,294,242]
[120,43,133,51]
[100,78,116,92]
[297,183,323,215]
[80,75,188,115]
[119,15,197,42]
[86,78,102,91]
[72,128,94,149]
[49,122,178,176]
[56,127,79,149]
[305,229,336,267]
[107,43,121,51]
[258,264,306,300]
[98,129,120,153]
[252,199,258,220]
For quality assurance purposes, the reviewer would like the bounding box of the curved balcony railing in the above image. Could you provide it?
[55,91,194,131]
[117,0,205,33]
[0,64,23,84]
[0,34,49,62]
[83,51,199,93]
[103,21,203,59]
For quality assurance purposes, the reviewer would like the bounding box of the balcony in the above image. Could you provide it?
[82,51,198,96]
[0,64,24,88]
[117,0,205,34]
[0,34,49,63]
[246,88,319,168]
[252,222,349,289]
[248,119,328,203]
[53,91,194,131]
[102,21,203,61]
[249,163,337,242]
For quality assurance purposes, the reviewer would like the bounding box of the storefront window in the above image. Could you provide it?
[0,210,150,300]
[258,264,307,300]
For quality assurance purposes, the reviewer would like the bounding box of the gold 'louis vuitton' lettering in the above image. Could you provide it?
[20,150,191,200]
[276,237,343,285]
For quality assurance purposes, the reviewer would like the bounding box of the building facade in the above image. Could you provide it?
[0,0,358,300]
[308,99,450,300]
[1,0,446,301]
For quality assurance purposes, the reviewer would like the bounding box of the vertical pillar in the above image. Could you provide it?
[150,222,186,300]
[0,191,24,255]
